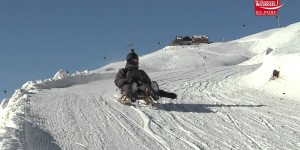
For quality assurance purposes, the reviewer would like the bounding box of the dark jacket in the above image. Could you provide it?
[114,63,151,88]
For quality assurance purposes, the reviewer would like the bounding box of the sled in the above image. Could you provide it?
[117,81,160,107]
[118,88,156,107]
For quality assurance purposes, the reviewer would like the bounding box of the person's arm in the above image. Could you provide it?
[114,69,127,88]
[140,70,151,85]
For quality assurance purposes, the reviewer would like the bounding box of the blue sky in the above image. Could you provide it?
[0,0,299,100]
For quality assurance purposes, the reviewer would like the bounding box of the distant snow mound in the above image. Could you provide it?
[239,22,300,54]
[53,69,69,80]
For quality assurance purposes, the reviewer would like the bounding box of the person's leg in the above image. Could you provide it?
[138,82,160,101]
[149,81,160,100]
[130,82,138,102]
[121,84,131,98]
[158,90,177,99]
[151,81,159,95]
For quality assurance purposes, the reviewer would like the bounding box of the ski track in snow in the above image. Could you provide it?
[20,65,300,150]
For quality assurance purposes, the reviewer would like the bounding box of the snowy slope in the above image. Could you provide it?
[0,22,300,150]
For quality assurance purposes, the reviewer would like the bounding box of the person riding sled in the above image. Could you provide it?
[114,49,177,105]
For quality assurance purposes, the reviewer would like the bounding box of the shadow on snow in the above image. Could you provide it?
[156,103,266,113]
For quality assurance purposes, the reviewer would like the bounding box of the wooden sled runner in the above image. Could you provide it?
[118,88,155,107]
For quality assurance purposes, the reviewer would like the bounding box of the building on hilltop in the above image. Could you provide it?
[171,35,211,45]
[192,35,209,44]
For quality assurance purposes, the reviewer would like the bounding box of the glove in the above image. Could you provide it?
[123,78,130,84]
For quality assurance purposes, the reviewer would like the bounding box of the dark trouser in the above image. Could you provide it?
[121,82,148,99]
[121,81,159,101]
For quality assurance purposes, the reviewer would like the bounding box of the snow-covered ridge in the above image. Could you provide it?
[97,43,255,73]
[1,69,115,112]
[239,22,300,54]
[97,22,300,73]
[0,70,115,148]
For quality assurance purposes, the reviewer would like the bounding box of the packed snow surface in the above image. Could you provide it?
[1,22,300,150]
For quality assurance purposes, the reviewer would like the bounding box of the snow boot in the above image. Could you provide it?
[159,90,177,99]
[144,88,155,106]
[119,92,132,105]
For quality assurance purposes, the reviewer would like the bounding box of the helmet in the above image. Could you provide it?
[126,49,139,62]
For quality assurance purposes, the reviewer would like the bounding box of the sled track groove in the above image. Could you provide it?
[226,114,263,150]
[103,96,205,150]
[102,97,170,150]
